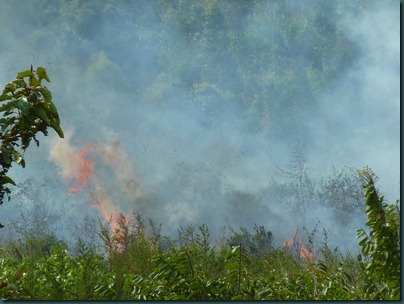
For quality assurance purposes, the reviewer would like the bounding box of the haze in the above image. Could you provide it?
[0,0,399,252]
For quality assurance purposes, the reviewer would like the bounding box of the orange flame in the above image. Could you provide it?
[69,144,98,194]
[50,132,134,238]
[283,239,293,248]
[284,230,316,263]
[90,184,132,234]
[299,244,316,262]
[71,143,132,232]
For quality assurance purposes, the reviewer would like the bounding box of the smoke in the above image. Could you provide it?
[49,131,100,195]
[0,1,399,252]
[305,0,400,201]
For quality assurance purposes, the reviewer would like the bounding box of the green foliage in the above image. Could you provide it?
[96,212,162,299]
[357,168,400,300]
[226,225,273,257]
[0,169,395,300]
[0,66,64,204]
[3,232,63,263]
[0,189,398,301]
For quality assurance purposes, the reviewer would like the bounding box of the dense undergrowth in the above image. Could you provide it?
[0,168,400,300]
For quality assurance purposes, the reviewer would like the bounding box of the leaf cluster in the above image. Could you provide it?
[0,67,64,203]
[357,168,400,299]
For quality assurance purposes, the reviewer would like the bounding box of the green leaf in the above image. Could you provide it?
[12,79,26,89]
[1,176,16,186]
[0,101,14,113]
[0,93,12,101]
[27,91,40,104]
[16,70,32,79]
[30,75,40,87]
[15,98,29,115]
[12,151,24,167]
[38,86,52,104]
[1,148,12,165]
[5,82,17,93]
[21,135,32,150]
[32,104,51,125]
[37,67,51,82]
[51,122,65,138]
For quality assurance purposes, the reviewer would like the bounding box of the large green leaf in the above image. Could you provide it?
[16,70,32,79]
[29,75,40,87]
[15,98,29,115]
[32,104,51,125]
[37,67,51,82]
[1,176,16,186]
[31,103,64,137]
[38,86,52,104]
[50,120,64,138]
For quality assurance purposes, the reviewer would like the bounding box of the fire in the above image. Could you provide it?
[284,229,316,263]
[283,239,293,248]
[299,244,315,262]
[50,131,135,237]
[91,186,119,228]
[69,144,98,194]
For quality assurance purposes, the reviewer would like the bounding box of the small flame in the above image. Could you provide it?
[284,230,316,263]
[69,144,98,194]
[299,243,316,262]
[283,239,293,248]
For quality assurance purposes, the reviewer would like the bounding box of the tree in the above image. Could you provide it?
[0,66,64,225]
[357,168,400,300]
